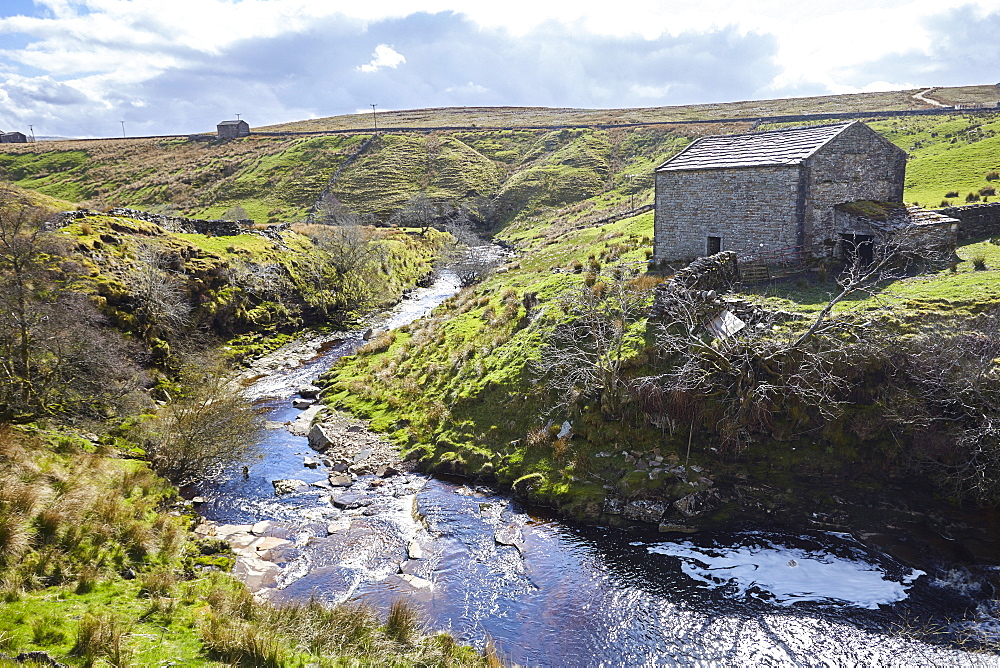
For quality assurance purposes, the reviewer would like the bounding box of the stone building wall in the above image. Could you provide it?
[654,123,907,264]
[217,121,250,140]
[802,123,907,259]
[654,164,800,263]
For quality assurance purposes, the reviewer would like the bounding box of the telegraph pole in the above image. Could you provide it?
[371,104,378,132]
[28,125,34,142]
[120,120,126,138]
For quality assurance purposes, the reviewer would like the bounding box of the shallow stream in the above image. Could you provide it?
[196,271,1000,666]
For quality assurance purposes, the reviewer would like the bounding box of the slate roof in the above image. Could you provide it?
[217,120,248,126]
[656,122,856,172]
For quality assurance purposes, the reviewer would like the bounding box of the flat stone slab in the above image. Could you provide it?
[398,573,433,590]
[494,525,526,555]
[332,494,372,510]
[407,540,423,559]
[209,523,254,538]
[251,520,278,536]
[272,479,308,495]
[233,556,281,591]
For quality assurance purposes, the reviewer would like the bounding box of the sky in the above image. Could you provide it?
[0,0,997,138]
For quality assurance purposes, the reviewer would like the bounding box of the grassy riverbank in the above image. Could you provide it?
[0,187,487,665]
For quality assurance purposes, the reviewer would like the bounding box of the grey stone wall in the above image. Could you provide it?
[49,208,257,237]
[654,164,800,263]
[802,123,907,259]
[939,202,1000,239]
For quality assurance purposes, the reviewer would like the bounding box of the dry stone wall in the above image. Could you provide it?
[49,207,258,237]
[939,202,1000,239]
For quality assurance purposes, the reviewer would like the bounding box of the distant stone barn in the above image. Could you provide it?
[1,132,27,143]
[217,119,250,140]
[653,121,919,263]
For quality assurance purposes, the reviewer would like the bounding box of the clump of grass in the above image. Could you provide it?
[945,190,960,198]
[0,513,31,567]
[75,564,101,594]
[966,192,981,203]
[138,569,176,598]
[200,613,285,667]
[31,613,66,645]
[972,254,988,271]
[71,612,133,668]
[385,599,422,645]
[980,186,996,197]
[986,171,999,181]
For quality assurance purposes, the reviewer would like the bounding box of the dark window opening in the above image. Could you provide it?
[840,233,874,266]
[707,236,722,255]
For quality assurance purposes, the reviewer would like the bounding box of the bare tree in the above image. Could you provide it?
[221,204,249,221]
[0,195,49,411]
[227,260,290,301]
[293,223,389,318]
[639,225,955,452]
[390,192,440,235]
[534,269,653,419]
[314,193,370,227]
[882,314,1000,505]
[124,241,191,335]
[441,213,502,287]
[141,358,264,485]
[0,193,147,418]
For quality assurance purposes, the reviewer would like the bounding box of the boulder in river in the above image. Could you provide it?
[272,479,308,495]
[308,424,334,452]
[298,384,321,399]
[332,493,371,510]
[292,398,313,409]
[494,525,526,556]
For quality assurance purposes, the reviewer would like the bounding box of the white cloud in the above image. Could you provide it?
[0,1,998,137]
[445,81,489,94]
[357,44,406,73]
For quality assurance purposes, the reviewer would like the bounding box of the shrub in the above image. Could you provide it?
[966,192,981,203]
[940,200,951,208]
[980,186,996,197]
[142,358,264,485]
[945,190,960,198]
[986,171,999,181]
[525,427,551,448]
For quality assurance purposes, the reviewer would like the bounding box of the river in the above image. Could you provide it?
[196,270,1000,666]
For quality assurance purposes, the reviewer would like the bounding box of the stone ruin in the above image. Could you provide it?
[48,207,290,241]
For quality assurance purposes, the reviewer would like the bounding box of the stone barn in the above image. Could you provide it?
[653,121,917,263]
[1,132,27,143]
[217,119,250,140]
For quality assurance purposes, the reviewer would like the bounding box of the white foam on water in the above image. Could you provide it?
[648,535,925,609]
